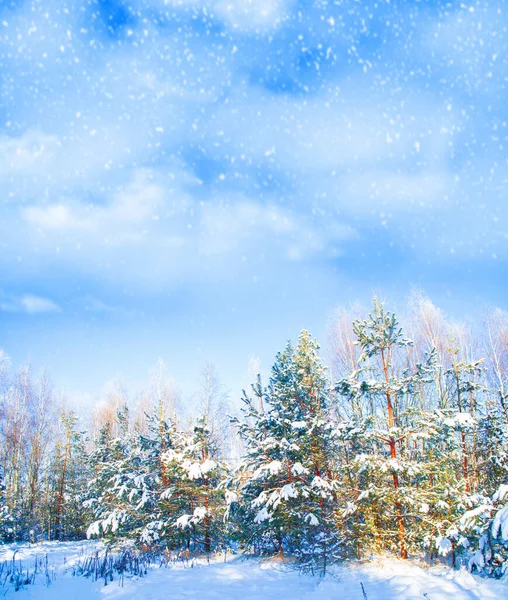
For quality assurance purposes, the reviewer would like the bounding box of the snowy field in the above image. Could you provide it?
[0,542,506,600]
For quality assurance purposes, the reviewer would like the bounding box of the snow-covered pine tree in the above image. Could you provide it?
[85,406,149,544]
[410,407,473,564]
[336,299,436,559]
[135,404,180,549]
[473,354,508,503]
[233,330,340,574]
[478,407,508,497]
[412,355,486,566]
[85,395,228,557]
[445,357,485,494]
[460,483,508,577]
[331,388,374,558]
[479,310,508,497]
[157,417,228,557]
[0,466,13,542]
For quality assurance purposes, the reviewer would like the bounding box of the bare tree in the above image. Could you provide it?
[196,363,231,457]
[91,380,129,440]
[26,370,54,533]
[482,308,508,418]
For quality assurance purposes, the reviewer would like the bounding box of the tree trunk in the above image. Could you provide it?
[382,349,407,559]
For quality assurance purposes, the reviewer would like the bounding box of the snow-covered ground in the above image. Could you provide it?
[0,542,506,600]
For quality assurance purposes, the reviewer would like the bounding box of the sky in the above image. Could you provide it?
[0,0,507,405]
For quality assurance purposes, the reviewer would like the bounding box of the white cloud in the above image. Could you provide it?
[0,0,505,300]
[22,168,183,238]
[200,199,352,261]
[21,295,61,314]
[24,203,90,231]
[215,0,292,31]
[17,176,353,289]
[140,0,293,32]
[0,294,61,315]
[195,80,459,177]
[339,170,456,214]
[0,130,61,180]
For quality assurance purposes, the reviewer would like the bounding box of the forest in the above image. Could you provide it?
[1,293,508,578]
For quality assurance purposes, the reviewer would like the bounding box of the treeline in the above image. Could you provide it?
[1,293,508,577]
[0,359,232,544]
[0,354,88,543]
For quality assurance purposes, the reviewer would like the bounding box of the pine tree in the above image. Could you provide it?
[233,331,340,573]
[85,407,148,544]
[135,405,179,549]
[460,484,508,577]
[478,408,508,496]
[85,401,228,557]
[445,357,485,493]
[422,356,487,565]
[336,299,437,559]
[0,467,13,542]
[410,407,472,564]
[46,410,89,541]
[156,418,228,556]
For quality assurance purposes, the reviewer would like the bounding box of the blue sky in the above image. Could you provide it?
[0,0,507,404]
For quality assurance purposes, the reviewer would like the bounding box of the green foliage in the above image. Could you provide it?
[335,299,475,560]
[2,297,508,578]
[353,297,413,361]
[233,331,341,573]
[0,468,13,542]
[44,410,90,541]
[85,406,228,556]
[460,485,508,577]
